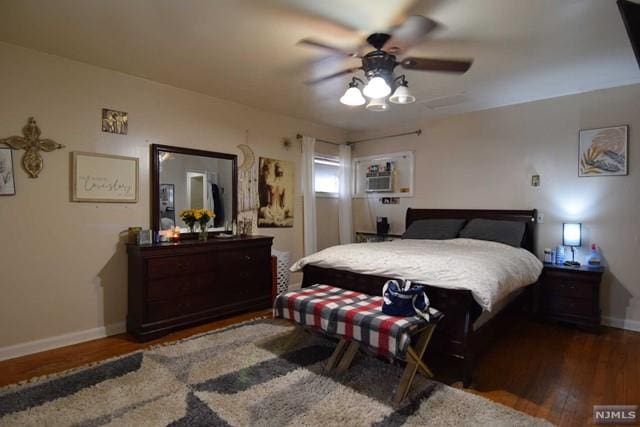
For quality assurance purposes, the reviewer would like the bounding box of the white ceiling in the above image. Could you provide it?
[0,0,638,131]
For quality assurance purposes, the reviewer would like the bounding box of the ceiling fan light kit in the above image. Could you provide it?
[389,76,415,104]
[362,76,392,99]
[340,79,366,106]
[365,97,389,112]
[302,15,473,113]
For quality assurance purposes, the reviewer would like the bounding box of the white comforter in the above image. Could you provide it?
[290,238,543,311]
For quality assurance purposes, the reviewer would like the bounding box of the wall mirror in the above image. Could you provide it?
[151,144,237,235]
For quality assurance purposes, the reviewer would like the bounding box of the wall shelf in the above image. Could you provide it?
[352,151,414,198]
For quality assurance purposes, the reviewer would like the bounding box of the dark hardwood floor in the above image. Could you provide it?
[0,311,638,427]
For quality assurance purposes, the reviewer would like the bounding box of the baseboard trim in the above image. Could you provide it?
[1,315,636,362]
[602,316,640,332]
[0,321,126,362]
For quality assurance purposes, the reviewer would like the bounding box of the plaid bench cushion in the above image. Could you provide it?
[273,284,442,359]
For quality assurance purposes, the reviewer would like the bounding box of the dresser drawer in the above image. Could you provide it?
[147,272,216,301]
[543,278,593,300]
[543,296,595,317]
[146,292,215,322]
[220,247,268,268]
[147,253,214,279]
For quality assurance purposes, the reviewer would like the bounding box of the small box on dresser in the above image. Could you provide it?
[127,235,273,341]
[539,263,605,333]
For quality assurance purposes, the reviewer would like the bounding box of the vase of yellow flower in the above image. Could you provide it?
[179,208,215,241]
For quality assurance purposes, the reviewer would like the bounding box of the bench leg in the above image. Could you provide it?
[393,325,436,404]
[335,341,360,374]
[325,338,349,374]
[406,346,433,378]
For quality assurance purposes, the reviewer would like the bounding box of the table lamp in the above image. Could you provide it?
[563,223,582,267]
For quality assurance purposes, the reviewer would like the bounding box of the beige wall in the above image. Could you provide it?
[351,84,640,329]
[0,42,346,349]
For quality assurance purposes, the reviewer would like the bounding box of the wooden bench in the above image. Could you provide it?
[273,284,442,403]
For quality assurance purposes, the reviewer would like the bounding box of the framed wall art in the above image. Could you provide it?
[0,148,16,196]
[579,125,628,177]
[257,157,294,228]
[101,108,128,135]
[71,152,139,202]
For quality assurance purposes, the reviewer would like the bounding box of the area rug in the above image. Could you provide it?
[0,319,552,426]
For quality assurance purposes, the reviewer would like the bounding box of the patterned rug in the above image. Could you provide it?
[0,319,552,426]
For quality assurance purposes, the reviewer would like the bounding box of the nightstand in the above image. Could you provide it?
[355,232,401,243]
[539,263,604,333]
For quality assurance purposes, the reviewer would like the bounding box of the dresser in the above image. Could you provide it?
[539,263,604,333]
[127,235,273,341]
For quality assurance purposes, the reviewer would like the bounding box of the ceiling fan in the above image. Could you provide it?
[298,15,473,111]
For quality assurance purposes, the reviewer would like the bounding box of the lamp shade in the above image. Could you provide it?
[389,85,415,104]
[365,97,389,112]
[563,223,582,247]
[339,86,365,106]
[363,76,391,98]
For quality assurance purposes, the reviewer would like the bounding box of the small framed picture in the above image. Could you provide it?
[102,108,128,135]
[579,125,628,177]
[0,148,16,196]
[137,229,153,246]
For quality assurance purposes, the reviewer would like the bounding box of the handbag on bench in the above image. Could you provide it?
[382,279,432,321]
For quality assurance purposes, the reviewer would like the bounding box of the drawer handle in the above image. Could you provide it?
[242,255,253,262]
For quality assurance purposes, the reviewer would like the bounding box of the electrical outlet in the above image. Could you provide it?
[537,213,545,224]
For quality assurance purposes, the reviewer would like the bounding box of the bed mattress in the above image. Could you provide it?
[290,238,543,312]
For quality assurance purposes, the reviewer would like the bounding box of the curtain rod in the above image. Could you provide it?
[295,133,342,146]
[347,129,422,144]
[296,129,422,146]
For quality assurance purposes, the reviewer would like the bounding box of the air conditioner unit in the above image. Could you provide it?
[366,172,393,192]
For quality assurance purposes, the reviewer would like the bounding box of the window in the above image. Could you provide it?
[314,155,340,196]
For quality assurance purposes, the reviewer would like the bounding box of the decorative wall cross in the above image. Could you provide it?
[0,117,65,178]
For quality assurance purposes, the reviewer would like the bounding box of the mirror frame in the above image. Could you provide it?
[151,144,238,237]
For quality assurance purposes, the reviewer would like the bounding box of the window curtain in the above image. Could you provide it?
[338,144,353,244]
[300,135,317,255]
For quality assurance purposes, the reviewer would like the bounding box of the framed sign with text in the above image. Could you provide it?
[71,152,139,203]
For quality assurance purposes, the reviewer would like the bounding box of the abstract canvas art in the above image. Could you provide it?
[579,125,628,176]
[258,157,294,227]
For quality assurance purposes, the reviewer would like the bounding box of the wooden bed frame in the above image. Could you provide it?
[301,208,538,387]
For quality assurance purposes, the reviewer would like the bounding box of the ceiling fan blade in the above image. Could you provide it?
[384,15,439,53]
[400,57,473,73]
[305,67,362,85]
[297,38,360,57]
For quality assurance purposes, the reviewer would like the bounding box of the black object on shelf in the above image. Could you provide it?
[377,217,390,235]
